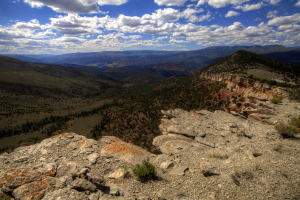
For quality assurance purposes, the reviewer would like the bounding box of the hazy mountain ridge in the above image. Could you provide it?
[2,45,299,72]
[263,50,300,65]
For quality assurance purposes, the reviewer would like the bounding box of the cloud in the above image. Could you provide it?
[53,36,86,43]
[278,24,300,32]
[181,8,211,22]
[154,0,188,6]
[225,10,240,17]
[228,22,244,31]
[182,8,204,18]
[268,13,300,26]
[295,0,300,7]
[0,28,26,40]
[185,21,279,47]
[49,14,103,35]
[96,0,128,6]
[234,2,264,11]
[119,15,141,27]
[196,0,250,8]
[254,18,262,21]
[264,0,281,5]
[244,22,272,37]
[266,10,278,18]
[196,13,212,22]
[13,19,44,30]
[34,30,56,38]
[141,8,181,25]
[23,0,127,14]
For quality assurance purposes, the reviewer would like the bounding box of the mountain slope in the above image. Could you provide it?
[0,56,122,97]
[263,50,300,65]
[200,50,300,83]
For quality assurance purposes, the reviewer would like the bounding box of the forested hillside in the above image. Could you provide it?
[90,75,228,151]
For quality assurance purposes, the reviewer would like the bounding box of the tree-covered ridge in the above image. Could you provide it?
[200,50,300,77]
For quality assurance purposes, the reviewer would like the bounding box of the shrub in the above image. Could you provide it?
[271,96,283,104]
[132,158,156,182]
[289,86,300,101]
[275,116,300,138]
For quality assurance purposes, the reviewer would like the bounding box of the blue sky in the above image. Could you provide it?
[0,0,300,54]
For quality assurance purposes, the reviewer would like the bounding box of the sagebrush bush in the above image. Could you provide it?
[271,96,283,104]
[289,86,300,101]
[275,116,300,138]
[133,158,156,182]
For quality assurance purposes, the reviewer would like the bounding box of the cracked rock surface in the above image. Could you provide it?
[1,100,300,200]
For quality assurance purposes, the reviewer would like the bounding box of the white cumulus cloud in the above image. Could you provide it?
[268,13,300,26]
[118,15,141,27]
[96,0,127,6]
[154,0,188,6]
[234,2,264,11]
[228,22,244,30]
[295,0,300,7]
[13,19,44,30]
[196,0,250,8]
[23,0,127,14]
[225,10,240,17]
[264,0,282,5]
[49,14,104,35]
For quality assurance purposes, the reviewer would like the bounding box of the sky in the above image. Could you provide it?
[0,0,300,54]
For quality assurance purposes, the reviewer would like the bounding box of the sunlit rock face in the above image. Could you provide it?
[200,73,289,100]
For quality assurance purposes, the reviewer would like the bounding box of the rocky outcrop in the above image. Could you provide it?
[1,102,300,200]
[0,132,156,199]
[200,72,289,100]
[100,141,155,165]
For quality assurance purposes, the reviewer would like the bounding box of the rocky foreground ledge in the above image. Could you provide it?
[1,101,300,200]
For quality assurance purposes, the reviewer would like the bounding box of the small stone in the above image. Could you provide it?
[109,185,125,196]
[77,168,89,178]
[71,178,97,192]
[56,162,77,177]
[160,161,174,170]
[230,111,240,116]
[87,153,99,165]
[200,162,220,177]
[108,168,126,179]
[14,156,29,163]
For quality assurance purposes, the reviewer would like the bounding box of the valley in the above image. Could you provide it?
[0,46,299,154]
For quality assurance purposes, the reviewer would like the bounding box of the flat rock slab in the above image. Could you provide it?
[153,134,193,148]
[169,166,189,176]
[159,140,192,155]
[100,141,155,165]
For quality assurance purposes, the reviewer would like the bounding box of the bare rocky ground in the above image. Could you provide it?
[0,98,300,200]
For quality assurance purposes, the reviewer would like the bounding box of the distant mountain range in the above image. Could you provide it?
[2,45,300,72]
